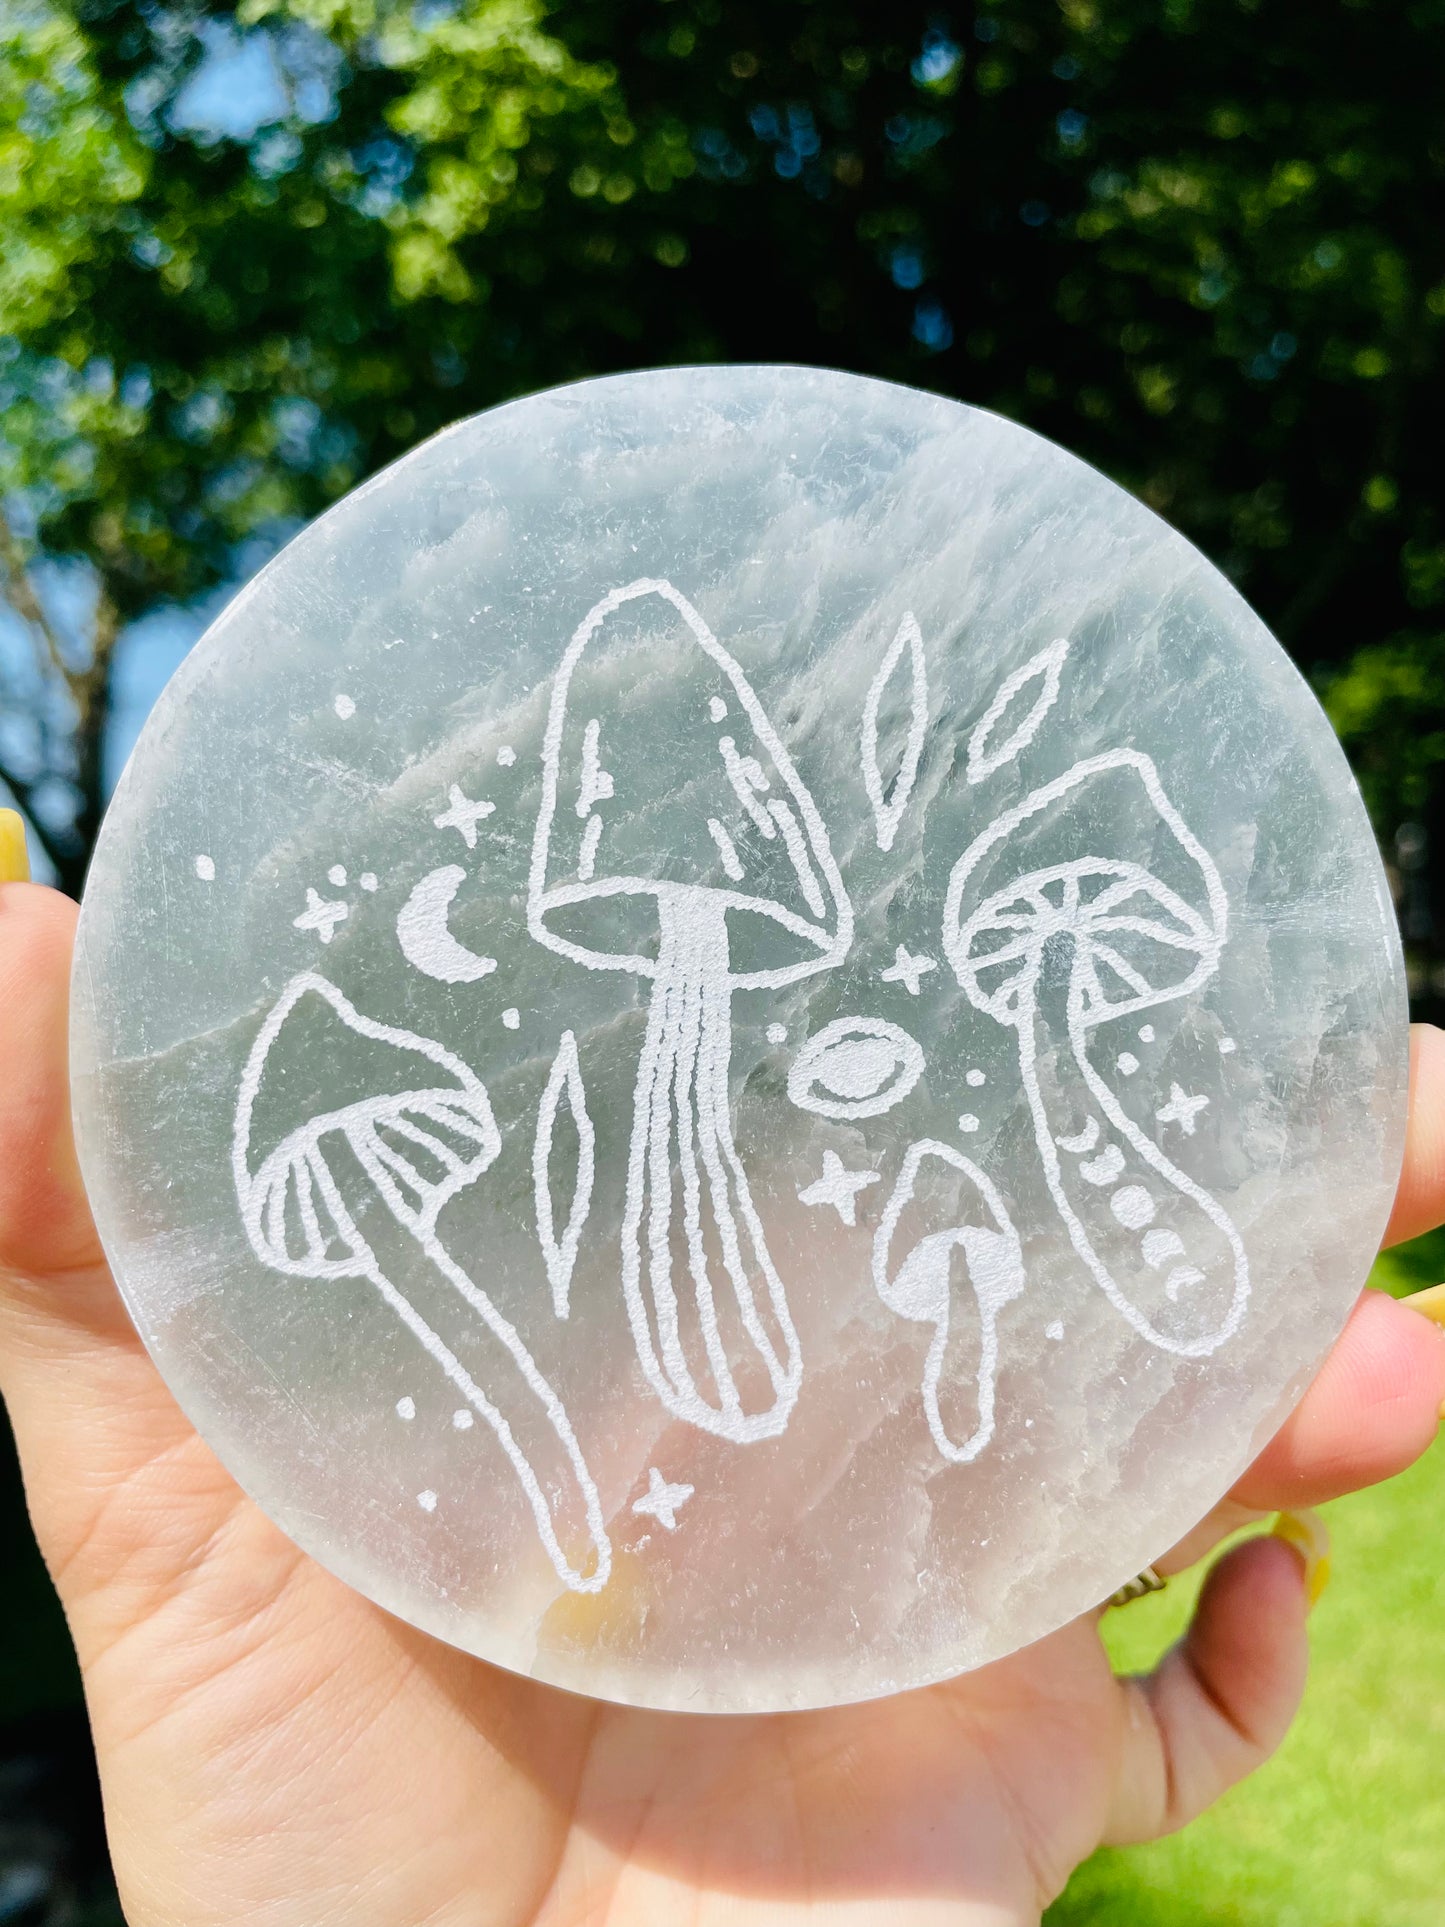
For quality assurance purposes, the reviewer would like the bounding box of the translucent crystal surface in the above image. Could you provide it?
[71,366,1406,1713]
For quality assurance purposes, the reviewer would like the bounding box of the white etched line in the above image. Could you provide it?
[707,816,744,880]
[861,612,927,851]
[718,734,777,839]
[872,1140,1025,1464]
[396,866,496,984]
[294,887,348,944]
[433,785,495,849]
[232,973,611,1594]
[527,578,851,1441]
[966,637,1070,785]
[1079,1145,1126,1186]
[577,811,603,882]
[577,717,613,817]
[797,1150,880,1227]
[880,945,937,996]
[942,748,1248,1358]
[533,1030,595,1319]
[767,798,826,919]
[632,1466,694,1531]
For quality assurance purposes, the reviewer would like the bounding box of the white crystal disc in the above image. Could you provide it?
[72,366,1406,1712]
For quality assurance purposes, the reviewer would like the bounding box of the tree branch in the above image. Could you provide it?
[70,581,120,868]
[0,507,80,698]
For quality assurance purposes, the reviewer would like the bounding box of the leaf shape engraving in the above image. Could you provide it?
[965,636,1070,785]
[861,612,927,852]
[533,1029,595,1318]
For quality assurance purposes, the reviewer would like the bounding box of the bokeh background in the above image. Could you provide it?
[1,0,1442,1919]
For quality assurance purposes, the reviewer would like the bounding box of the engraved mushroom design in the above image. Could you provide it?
[872,1139,1025,1463]
[528,578,853,1443]
[233,972,611,1593]
[942,751,1249,1356]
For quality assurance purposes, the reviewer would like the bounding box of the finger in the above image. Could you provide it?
[1130,1024,1445,1581]
[0,882,106,1280]
[1150,1496,1267,1578]
[1384,1023,1445,1247]
[1104,1532,1309,1845]
[1148,1285,1445,1579]
[0,882,237,1643]
[1229,1287,1445,1511]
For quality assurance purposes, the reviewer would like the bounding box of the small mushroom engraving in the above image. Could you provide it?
[233,973,611,1593]
[872,1140,1025,1463]
[528,578,852,1442]
[942,750,1249,1356]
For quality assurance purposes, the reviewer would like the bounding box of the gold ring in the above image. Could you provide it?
[1108,1564,1167,1608]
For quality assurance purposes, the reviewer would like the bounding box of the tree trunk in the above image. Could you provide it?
[60,586,120,899]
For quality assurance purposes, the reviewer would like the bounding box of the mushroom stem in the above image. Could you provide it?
[919,1244,1002,1464]
[331,1149,612,1594]
[621,887,803,1442]
[872,1140,1024,1465]
[1018,965,1248,1356]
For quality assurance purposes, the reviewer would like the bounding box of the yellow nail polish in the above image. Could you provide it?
[1272,1508,1331,1610]
[0,808,30,884]
[1407,1281,1445,1329]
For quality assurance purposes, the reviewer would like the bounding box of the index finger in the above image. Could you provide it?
[1228,1022,1445,1510]
[1383,1024,1445,1248]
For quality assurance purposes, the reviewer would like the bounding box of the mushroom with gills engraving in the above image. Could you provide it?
[942,750,1249,1356]
[528,578,853,1443]
[233,972,611,1593]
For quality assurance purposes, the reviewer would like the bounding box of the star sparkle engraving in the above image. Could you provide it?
[1155,1083,1210,1135]
[632,1466,694,1532]
[433,785,496,848]
[797,1149,881,1226]
[293,887,348,944]
[879,945,937,996]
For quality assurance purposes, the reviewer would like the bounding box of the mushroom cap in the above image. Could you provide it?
[234,973,500,1278]
[528,578,852,989]
[943,751,1226,1030]
[873,1140,1024,1324]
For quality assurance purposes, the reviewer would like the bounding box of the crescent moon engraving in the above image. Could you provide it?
[396,865,497,984]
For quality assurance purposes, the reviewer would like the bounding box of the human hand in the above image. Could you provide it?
[2,870,1443,1927]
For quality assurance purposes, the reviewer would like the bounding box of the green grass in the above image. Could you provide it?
[1046,1231,1445,1927]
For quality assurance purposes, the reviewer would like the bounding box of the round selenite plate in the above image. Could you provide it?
[72,366,1406,1714]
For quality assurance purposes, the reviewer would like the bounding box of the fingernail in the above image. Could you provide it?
[0,809,29,884]
[1405,1281,1445,1330]
[1403,1288,1445,1422]
[1271,1508,1331,1611]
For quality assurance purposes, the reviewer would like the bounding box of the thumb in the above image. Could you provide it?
[0,880,104,1279]
[0,879,242,1654]
[1103,1530,1312,1845]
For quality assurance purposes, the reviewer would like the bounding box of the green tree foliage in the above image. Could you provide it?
[2,0,1444,905]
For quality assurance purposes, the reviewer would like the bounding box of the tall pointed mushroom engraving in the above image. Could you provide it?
[233,973,611,1593]
[528,578,853,1442]
[872,1140,1024,1463]
[942,750,1249,1356]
